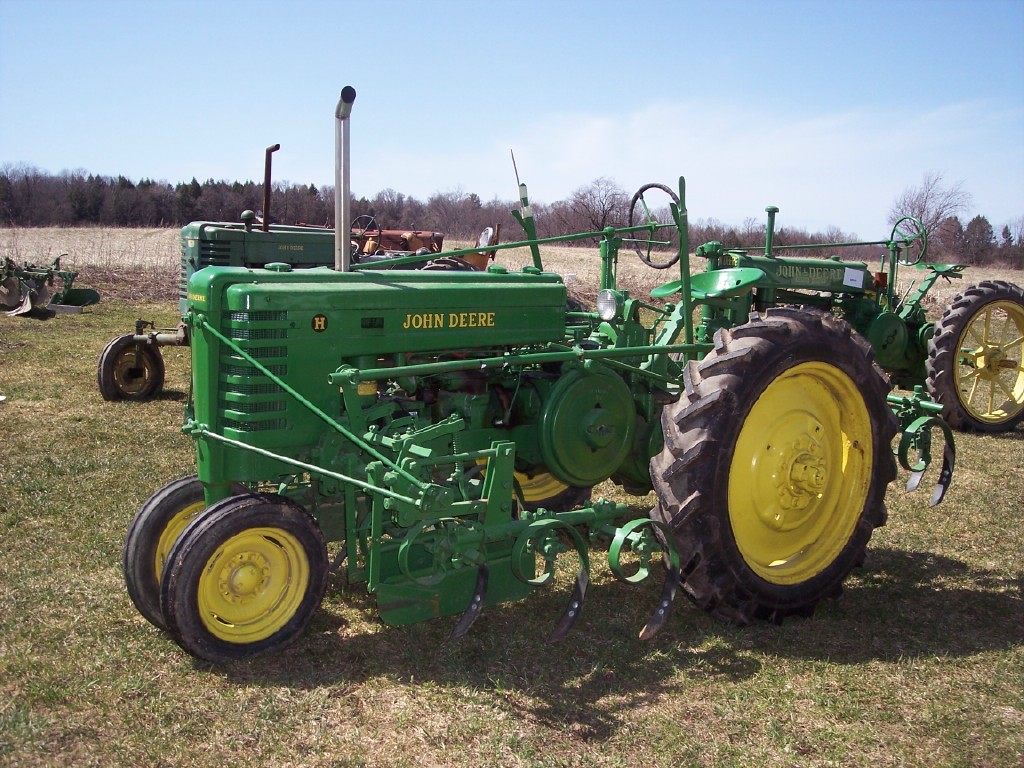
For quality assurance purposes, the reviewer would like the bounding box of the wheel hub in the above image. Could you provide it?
[771,432,827,522]
[219,552,271,604]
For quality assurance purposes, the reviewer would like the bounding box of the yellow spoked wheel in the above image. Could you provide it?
[160,493,328,662]
[123,475,210,630]
[927,281,1024,432]
[649,308,896,624]
[729,362,872,585]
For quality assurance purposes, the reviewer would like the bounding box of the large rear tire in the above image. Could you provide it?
[97,334,165,401]
[650,308,897,624]
[161,493,328,662]
[925,280,1024,432]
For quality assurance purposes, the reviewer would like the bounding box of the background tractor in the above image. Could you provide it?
[628,183,1024,434]
[118,88,987,663]
[95,138,450,402]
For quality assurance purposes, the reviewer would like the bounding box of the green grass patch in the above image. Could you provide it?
[1,294,1022,768]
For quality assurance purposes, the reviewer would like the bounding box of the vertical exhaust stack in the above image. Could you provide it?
[262,143,280,232]
[335,86,357,271]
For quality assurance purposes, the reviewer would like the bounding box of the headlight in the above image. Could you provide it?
[596,289,621,321]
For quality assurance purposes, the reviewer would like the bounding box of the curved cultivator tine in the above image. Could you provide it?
[639,562,681,641]
[449,564,489,640]
[609,518,682,640]
[930,440,955,507]
[898,415,956,506]
[547,568,589,643]
[511,519,592,643]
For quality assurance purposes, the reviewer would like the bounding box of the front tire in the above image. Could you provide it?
[650,308,897,624]
[160,493,329,662]
[124,476,208,630]
[97,334,165,401]
[123,476,246,630]
[925,280,1024,432]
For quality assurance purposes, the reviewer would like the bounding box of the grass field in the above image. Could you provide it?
[1,228,1022,767]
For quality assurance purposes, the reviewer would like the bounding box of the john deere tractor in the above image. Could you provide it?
[120,87,1021,663]
[96,136,448,402]
[628,183,1024,435]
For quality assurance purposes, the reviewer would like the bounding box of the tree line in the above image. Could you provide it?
[1,164,1020,266]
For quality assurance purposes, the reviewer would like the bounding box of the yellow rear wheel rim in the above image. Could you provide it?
[729,362,873,585]
[516,471,570,503]
[954,299,1024,424]
[197,527,309,642]
[475,459,572,504]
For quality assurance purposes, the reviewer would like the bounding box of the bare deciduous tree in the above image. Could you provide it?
[888,171,972,240]
[557,177,628,234]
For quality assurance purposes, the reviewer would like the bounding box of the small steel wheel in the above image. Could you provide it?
[97,334,165,401]
[160,493,328,662]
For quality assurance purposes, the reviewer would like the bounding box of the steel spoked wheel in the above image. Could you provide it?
[926,280,1024,432]
[97,334,165,401]
[161,493,328,662]
[650,308,896,624]
[123,476,210,630]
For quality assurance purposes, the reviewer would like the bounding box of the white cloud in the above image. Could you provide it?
[341,98,1022,238]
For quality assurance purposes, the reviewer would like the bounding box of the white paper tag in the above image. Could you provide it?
[843,268,863,289]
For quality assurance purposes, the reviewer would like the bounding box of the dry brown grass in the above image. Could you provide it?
[1,229,1022,767]
[5,226,1018,312]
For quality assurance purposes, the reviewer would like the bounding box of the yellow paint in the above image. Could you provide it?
[728,361,872,585]
[401,311,496,330]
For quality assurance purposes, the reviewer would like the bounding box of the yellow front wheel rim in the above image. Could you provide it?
[729,362,873,585]
[954,299,1024,424]
[197,527,310,643]
[154,501,205,583]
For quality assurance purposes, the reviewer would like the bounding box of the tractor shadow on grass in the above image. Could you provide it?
[756,547,1024,664]
[202,546,1021,741]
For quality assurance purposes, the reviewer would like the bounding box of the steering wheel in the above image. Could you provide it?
[350,214,383,255]
[628,183,681,269]
[889,216,928,266]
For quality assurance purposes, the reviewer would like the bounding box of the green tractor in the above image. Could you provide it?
[120,88,1021,663]
[96,133,449,402]
[628,183,1024,434]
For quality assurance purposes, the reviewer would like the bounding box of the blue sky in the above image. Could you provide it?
[1,0,1022,238]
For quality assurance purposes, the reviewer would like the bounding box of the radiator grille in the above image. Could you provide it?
[218,309,291,435]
